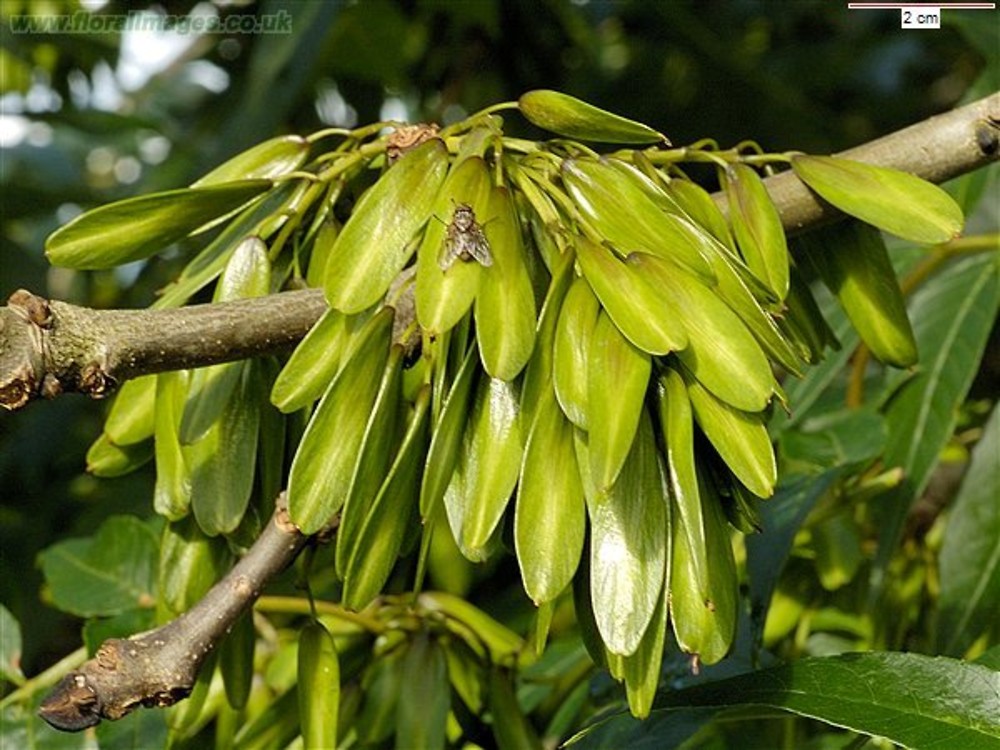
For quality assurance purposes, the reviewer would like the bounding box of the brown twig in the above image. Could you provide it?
[37,493,323,732]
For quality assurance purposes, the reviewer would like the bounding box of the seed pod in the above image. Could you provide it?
[575,234,687,356]
[515,387,585,606]
[298,621,340,750]
[519,90,667,144]
[798,220,917,367]
[553,277,600,430]
[154,370,192,520]
[288,308,394,534]
[46,180,272,269]
[396,633,449,750]
[85,432,153,477]
[724,163,790,301]
[325,139,448,313]
[104,375,156,446]
[586,410,666,656]
[192,135,310,186]
[792,155,963,244]
[587,311,651,492]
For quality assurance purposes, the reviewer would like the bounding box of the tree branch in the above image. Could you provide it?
[37,493,325,732]
[3,93,997,410]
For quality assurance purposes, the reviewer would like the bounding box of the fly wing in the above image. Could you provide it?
[467,227,494,267]
[438,233,462,270]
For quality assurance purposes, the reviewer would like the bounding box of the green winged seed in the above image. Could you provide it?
[86,432,152,477]
[181,236,271,442]
[631,252,774,412]
[288,308,393,534]
[519,90,667,144]
[622,578,668,719]
[416,156,493,334]
[270,307,358,413]
[158,517,230,617]
[220,612,254,709]
[474,185,537,380]
[45,180,272,270]
[335,346,404,579]
[791,155,964,244]
[656,368,709,598]
[799,220,917,367]
[553,276,600,430]
[669,474,738,665]
[724,163,790,301]
[587,311,652,492]
[443,376,523,562]
[515,388,585,606]
[561,159,715,282]
[298,621,340,750]
[188,362,260,536]
[588,410,667,656]
[397,634,449,750]
[665,178,737,253]
[343,387,430,610]
[684,373,776,498]
[104,375,156,446]
[575,234,687,355]
[519,252,574,427]
[154,370,192,520]
[192,135,309,187]
[326,139,448,313]
[420,345,480,519]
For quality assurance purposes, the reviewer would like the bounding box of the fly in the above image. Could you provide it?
[438,202,493,270]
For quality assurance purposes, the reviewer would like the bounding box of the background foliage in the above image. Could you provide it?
[1,1,997,748]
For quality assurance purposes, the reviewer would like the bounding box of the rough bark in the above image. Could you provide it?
[37,493,325,732]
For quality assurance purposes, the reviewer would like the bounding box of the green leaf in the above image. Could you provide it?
[724,163,790,300]
[192,135,310,186]
[572,653,1000,749]
[288,308,393,534]
[298,621,340,750]
[798,220,917,367]
[937,404,1000,656]
[587,411,667,656]
[519,90,666,144]
[575,235,687,355]
[587,311,651,492]
[668,653,1000,749]
[474,184,537,380]
[632,252,774,411]
[562,159,714,281]
[553,276,600,430]
[792,155,964,244]
[515,387,585,605]
[37,516,158,617]
[874,252,999,588]
[325,139,448,313]
[0,604,24,685]
[343,386,430,610]
[444,375,523,561]
[45,180,272,269]
[416,156,493,334]
[396,634,449,750]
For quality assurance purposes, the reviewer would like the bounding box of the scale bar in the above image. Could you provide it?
[848,3,995,7]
